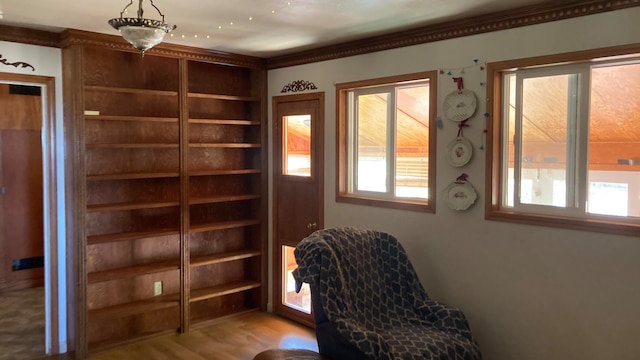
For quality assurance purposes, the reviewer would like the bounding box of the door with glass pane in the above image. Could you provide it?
[272,92,324,326]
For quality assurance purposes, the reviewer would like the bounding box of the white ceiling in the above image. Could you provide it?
[0,0,551,57]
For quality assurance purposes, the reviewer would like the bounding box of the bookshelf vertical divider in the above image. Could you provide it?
[179,58,191,332]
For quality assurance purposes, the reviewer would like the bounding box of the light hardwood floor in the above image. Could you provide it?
[0,287,45,360]
[87,312,317,360]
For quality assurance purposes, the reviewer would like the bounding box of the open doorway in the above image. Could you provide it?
[0,72,59,358]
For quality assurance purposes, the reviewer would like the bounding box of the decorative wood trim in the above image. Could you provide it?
[62,43,87,358]
[59,29,266,69]
[2,0,638,70]
[178,58,190,333]
[0,278,44,292]
[43,73,60,355]
[0,54,35,71]
[255,67,270,313]
[280,80,318,93]
[1,25,265,68]
[266,0,640,69]
[0,24,61,48]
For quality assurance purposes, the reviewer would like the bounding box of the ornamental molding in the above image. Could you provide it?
[0,25,60,48]
[280,80,318,93]
[266,0,640,69]
[0,54,35,71]
[0,0,638,70]
[59,30,266,69]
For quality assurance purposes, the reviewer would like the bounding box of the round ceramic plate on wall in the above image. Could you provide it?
[443,89,477,122]
[446,137,473,167]
[442,181,477,211]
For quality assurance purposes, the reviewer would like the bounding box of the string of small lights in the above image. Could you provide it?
[124,1,297,41]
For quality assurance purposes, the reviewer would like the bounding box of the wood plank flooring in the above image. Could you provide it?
[0,287,45,360]
[88,312,318,360]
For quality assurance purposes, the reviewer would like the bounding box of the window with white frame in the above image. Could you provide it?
[487,46,640,236]
[336,71,437,212]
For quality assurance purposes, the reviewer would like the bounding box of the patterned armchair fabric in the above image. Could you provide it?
[292,227,482,360]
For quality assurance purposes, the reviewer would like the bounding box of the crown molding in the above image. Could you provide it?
[266,0,640,69]
[59,29,266,69]
[1,0,637,69]
[0,24,61,48]
[0,25,265,68]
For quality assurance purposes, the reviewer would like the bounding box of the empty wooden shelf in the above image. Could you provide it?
[63,33,267,355]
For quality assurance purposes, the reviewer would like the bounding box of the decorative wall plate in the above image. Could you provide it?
[442,181,477,211]
[446,137,473,167]
[443,89,477,122]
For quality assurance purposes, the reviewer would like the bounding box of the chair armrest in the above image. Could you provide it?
[417,299,465,321]
[332,318,391,359]
[416,300,475,341]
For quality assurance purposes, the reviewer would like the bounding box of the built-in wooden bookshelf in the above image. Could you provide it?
[186,60,264,328]
[80,46,182,351]
[63,35,266,355]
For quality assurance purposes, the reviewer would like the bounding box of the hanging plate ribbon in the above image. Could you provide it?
[443,89,477,122]
[442,174,477,211]
[446,137,473,167]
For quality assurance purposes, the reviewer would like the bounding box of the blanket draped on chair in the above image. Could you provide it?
[293,227,482,360]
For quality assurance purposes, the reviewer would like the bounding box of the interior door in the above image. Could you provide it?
[1,130,44,284]
[0,83,44,289]
[273,92,324,326]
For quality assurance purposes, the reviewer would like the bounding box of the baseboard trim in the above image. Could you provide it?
[0,278,44,293]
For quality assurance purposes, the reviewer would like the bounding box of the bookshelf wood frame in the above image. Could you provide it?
[63,35,267,356]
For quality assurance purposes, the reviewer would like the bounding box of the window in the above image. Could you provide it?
[336,71,437,212]
[282,245,311,314]
[487,46,640,236]
[283,115,311,177]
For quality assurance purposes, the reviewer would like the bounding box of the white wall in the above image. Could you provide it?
[267,8,640,360]
[0,41,66,354]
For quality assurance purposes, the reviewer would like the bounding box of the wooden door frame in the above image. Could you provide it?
[0,72,59,354]
[271,92,324,327]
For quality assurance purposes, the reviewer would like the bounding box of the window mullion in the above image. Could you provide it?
[350,92,358,193]
[388,91,396,197]
[513,74,524,209]
[575,68,591,213]
[565,73,579,209]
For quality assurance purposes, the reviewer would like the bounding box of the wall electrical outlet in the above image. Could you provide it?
[154,281,163,296]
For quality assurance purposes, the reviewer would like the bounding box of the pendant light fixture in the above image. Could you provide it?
[108,0,176,56]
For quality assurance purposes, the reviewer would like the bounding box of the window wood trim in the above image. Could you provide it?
[485,44,640,237]
[336,71,437,213]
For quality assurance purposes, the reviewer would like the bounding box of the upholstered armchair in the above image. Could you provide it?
[292,227,482,360]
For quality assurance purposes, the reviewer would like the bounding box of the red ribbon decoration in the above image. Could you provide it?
[457,120,469,138]
[452,77,464,91]
[455,173,469,184]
